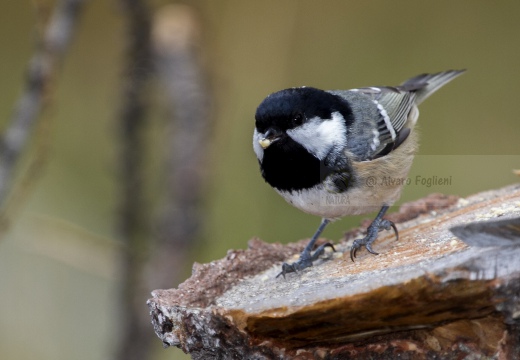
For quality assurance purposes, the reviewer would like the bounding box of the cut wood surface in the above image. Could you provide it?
[148,184,520,359]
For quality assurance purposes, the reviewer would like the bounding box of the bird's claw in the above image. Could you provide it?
[350,219,398,261]
[277,242,335,279]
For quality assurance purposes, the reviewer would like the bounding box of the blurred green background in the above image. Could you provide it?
[1,1,519,359]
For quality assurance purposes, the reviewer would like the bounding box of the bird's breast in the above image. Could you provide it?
[260,139,325,192]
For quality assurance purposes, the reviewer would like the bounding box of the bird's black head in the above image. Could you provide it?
[254,87,353,134]
[253,87,355,192]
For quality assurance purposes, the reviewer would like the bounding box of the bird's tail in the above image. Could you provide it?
[400,69,466,105]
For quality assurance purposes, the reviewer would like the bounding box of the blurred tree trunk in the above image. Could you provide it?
[115,2,210,360]
[115,0,154,359]
[150,4,211,295]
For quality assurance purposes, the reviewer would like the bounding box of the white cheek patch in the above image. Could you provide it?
[287,111,347,160]
[252,128,264,162]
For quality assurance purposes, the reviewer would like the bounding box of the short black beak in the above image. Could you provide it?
[259,128,282,149]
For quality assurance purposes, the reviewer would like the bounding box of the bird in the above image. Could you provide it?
[253,69,465,278]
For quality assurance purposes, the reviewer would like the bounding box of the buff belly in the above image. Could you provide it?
[277,129,418,219]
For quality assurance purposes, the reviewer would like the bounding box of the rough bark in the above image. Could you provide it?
[148,184,520,359]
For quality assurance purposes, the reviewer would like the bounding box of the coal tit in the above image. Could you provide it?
[253,70,465,278]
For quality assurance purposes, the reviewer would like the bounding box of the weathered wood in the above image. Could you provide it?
[148,184,520,359]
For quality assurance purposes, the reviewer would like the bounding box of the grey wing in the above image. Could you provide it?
[353,86,417,140]
[329,88,418,161]
[329,70,465,161]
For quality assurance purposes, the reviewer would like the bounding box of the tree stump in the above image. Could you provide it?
[148,184,520,359]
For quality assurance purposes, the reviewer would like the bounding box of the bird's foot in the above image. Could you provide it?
[350,218,398,261]
[277,242,335,279]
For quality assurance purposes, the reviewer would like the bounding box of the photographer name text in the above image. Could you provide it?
[366,175,453,188]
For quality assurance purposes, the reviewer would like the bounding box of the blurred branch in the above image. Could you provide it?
[150,4,211,289]
[115,0,154,360]
[0,0,85,207]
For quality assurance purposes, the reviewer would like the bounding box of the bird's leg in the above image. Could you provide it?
[277,218,335,279]
[350,205,398,261]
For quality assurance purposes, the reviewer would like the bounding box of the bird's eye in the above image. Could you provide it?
[292,113,304,126]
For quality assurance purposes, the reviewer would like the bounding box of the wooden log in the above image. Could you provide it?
[148,184,520,359]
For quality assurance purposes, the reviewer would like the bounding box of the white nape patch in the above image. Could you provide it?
[286,111,347,160]
[369,87,382,92]
[252,128,264,162]
[371,129,380,151]
[372,99,396,140]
